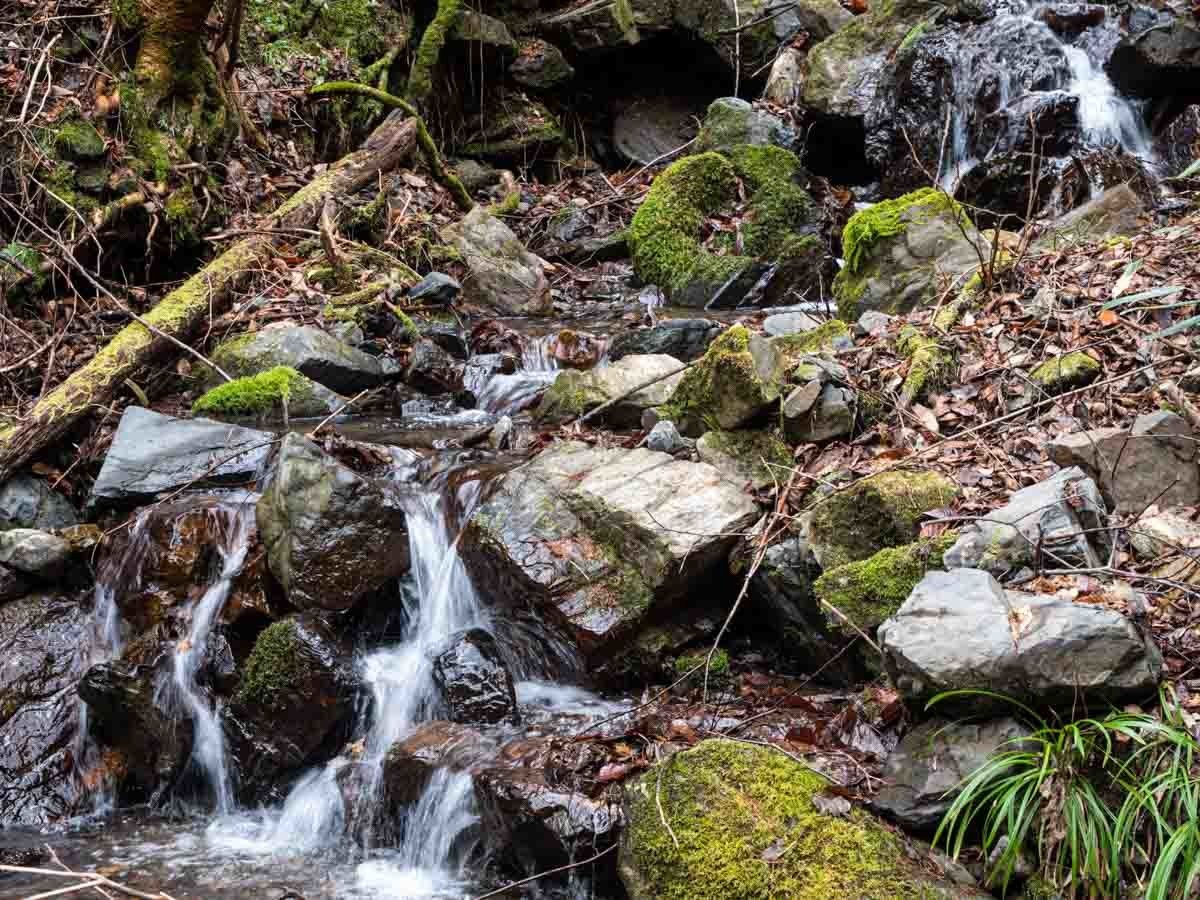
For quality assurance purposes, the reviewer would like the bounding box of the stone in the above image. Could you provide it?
[1028,351,1100,394]
[454,159,501,192]
[0,476,79,531]
[1107,18,1200,100]
[90,408,273,507]
[450,10,516,50]
[763,310,823,337]
[548,329,605,369]
[695,97,796,154]
[460,91,563,165]
[645,420,686,454]
[406,272,462,306]
[1048,411,1200,512]
[856,310,894,337]
[1039,185,1147,247]
[608,319,721,363]
[405,339,465,395]
[0,593,88,825]
[764,47,804,105]
[878,569,1162,710]
[535,354,687,427]
[256,433,409,612]
[873,717,1032,831]
[431,628,520,725]
[783,383,855,444]
[509,38,574,89]
[696,428,792,489]
[613,94,706,166]
[0,563,32,604]
[378,721,493,810]
[943,467,1107,576]
[0,529,71,578]
[461,442,759,667]
[191,367,346,421]
[210,325,387,393]
[488,415,514,450]
[1130,507,1200,560]
[442,206,552,316]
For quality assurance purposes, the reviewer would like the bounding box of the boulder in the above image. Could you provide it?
[614,94,707,166]
[459,92,564,165]
[696,428,792,490]
[873,717,1032,831]
[783,383,856,444]
[1048,411,1200,513]
[0,529,70,578]
[0,475,79,531]
[450,10,516,51]
[461,442,759,666]
[431,628,520,726]
[0,593,88,825]
[1039,185,1147,247]
[406,272,462,307]
[943,468,1106,576]
[191,367,345,421]
[695,97,795,154]
[209,325,387,394]
[620,739,977,899]
[803,470,958,569]
[90,408,274,507]
[763,309,822,337]
[608,319,721,363]
[1107,18,1200,101]
[764,47,804,105]
[442,206,553,315]
[379,721,493,809]
[878,569,1162,709]
[1028,351,1100,395]
[405,339,465,395]
[509,38,574,89]
[535,354,687,427]
[224,615,359,802]
[256,433,409,612]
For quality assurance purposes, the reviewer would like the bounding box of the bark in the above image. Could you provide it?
[0,115,417,483]
[134,0,218,102]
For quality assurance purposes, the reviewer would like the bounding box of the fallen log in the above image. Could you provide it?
[0,113,417,483]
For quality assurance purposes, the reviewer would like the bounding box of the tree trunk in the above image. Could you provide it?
[0,114,417,483]
[134,0,218,103]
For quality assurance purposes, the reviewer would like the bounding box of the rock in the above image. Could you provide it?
[873,718,1032,831]
[763,47,804,105]
[548,329,605,369]
[879,569,1162,710]
[1107,18,1200,100]
[488,415,514,451]
[0,563,32,603]
[1048,411,1200,512]
[90,408,274,507]
[1029,351,1100,394]
[224,615,359,802]
[763,310,823,337]
[613,95,704,166]
[697,429,792,490]
[783,383,856,444]
[404,339,465,395]
[0,476,79,531]
[620,738,974,899]
[460,92,563,165]
[454,158,501,192]
[509,38,574,89]
[0,529,70,578]
[450,9,516,50]
[535,354,686,427]
[695,97,795,154]
[646,420,686,454]
[833,189,987,322]
[0,593,88,825]
[431,628,520,726]
[609,319,721,363]
[442,206,552,316]
[191,367,345,421]
[406,272,462,306]
[1131,507,1200,560]
[804,470,957,569]
[256,433,409,612]
[855,310,894,337]
[380,721,493,810]
[546,206,591,243]
[210,325,386,393]
[943,468,1106,576]
[1037,4,1105,36]
[461,442,759,667]
[1040,185,1147,246]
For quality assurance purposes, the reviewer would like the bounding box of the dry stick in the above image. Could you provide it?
[306,388,370,439]
[568,361,697,427]
[0,866,171,900]
[46,845,116,900]
[17,33,59,124]
[26,880,108,900]
[469,844,617,900]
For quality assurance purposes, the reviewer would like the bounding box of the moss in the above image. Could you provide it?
[771,320,849,363]
[813,533,956,636]
[534,369,609,422]
[623,739,938,899]
[612,0,639,40]
[897,18,932,55]
[699,428,792,486]
[407,0,463,103]
[53,116,106,161]
[660,325,775,433]
[1,243,46,298]
[236,620,302,705]
[1030,351,1100,394]
[192,366,312,417]
[391,308,420,342]
[674,648,730,685]
[112,0,141,28]
[896,325,952,405]
[806,470,958,569]
[838,188,959,276]
[164,182,201,244]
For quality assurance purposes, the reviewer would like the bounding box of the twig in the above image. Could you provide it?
[654,743,680,850]
[469,844,617,900]
[46,844,116,900]
[18,34,60,125]
[306,388,370,438]
[0,865,172,900]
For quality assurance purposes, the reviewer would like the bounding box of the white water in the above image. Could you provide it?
[474,334,560,415]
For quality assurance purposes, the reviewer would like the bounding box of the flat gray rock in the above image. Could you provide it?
[0,529,70,578]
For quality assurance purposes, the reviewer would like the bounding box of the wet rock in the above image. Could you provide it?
[0,475,79,531]
[1048,411,1200,513]
[404,339,465,395]
[509,38,574,89]
[546,206,592,244]
[0,529,70,578]
[406,272,461,307]
[256,433,409,612]
[442,207,552,316]
[695,97,795,154]
[612,94,705,166]
[764,47,804,105]
[488,415,514,450]
[418,322,470,361]
[0,593,88,825]
[620,739,973,899]
[879,569,1162,710]
[1107,18,1200,100]
[461,442,758,667]
[225,615,359,802]
[0,563,32,603]
[783,383,856,444]
[549,329,605,369]
[535,354,686,427]
[645,420,686,454]
[943,467,1106,576]
[696,428,792,490]
[379,721,493,809]
[608,319,721,363]
[873,717,1032,830]
[431,628,519,725]
[90,408,274,507]
[1037,4,1105,36]
[1040,184,1146,246]
[210,325,387,394]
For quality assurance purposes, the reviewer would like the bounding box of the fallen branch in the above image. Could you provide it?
[0,864,175,900]
[0,114,417,482]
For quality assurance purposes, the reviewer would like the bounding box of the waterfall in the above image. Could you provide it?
[474,333,560,415]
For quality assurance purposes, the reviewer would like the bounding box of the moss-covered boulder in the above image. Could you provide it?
[833,188,986,321]
[53,115,106,161]
[209,325,386,394]
[192,367,345,421]
[813,533,956,637]
[1029,351,1100,395]
[696,428,792,490]
[535,354,687,427]
[804,470,958,569]
[695,97,793,154]
[620,739,973,899]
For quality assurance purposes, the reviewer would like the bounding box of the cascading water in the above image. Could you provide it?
[473,334,560,415]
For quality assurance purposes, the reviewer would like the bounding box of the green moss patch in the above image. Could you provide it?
[1030,351,1100,394]
[192,366,314,417]
[236,619,302,705]
[896,325,953,405]
[662,325,781,434]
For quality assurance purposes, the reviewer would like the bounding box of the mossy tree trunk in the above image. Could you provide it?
[0,115,417,483]
[134,0,218,105]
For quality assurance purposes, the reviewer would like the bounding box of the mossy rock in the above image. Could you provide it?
[245,0,408,67]
[192,366,344,420]
[696,428,793,489]
[235,619,303,706]
[1029,351,1099,394]
[813,533,957,636]
[896,324,954,405]
[620,739,966,899]
[769,319,850,366]
[460,92,564,164]
[672,648,731,687]
[805,470,958,569]
[53,116,106,161]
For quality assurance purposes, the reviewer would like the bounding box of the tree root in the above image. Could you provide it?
[308,81,473,211]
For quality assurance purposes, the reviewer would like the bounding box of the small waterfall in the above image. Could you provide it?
[1063,46,1152,157]
[475,333,560,416]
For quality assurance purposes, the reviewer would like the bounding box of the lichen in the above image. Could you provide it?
[896,325,952,405]
[236,619,302,705]
[192,366,312,417]
[1030,351,1100,394]
[813,533,956,636]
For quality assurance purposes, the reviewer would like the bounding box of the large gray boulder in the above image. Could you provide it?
[1048,411,1200,513]
[256,433,409,611]
[0,529,70,578]
[535,354,687,427]
[442,207,552,316]
[695,97,795,154]
[90,408,274,507]
[0,475,79,531]
[210,325,387,393]
[943,467,1107,576]
[461,442,759,667]
[878,569,1162,710]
